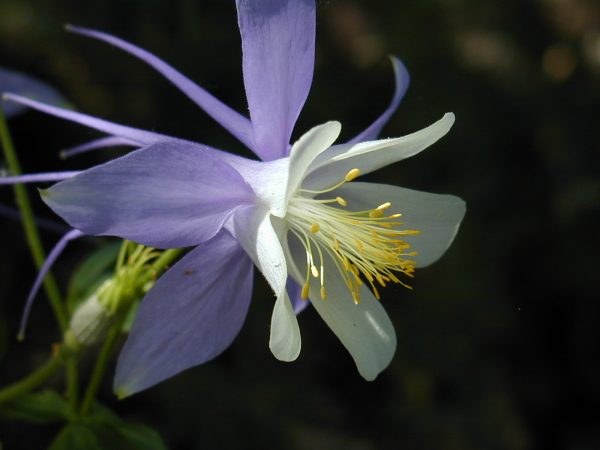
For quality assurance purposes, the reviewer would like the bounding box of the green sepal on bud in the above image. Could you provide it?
[68,281,115,347]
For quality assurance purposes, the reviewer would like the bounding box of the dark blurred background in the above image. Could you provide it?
[1,0,599,449]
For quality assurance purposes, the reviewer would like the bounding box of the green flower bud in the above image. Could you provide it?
[69,280,115,346]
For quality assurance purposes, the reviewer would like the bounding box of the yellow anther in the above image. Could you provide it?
[311,265,319,278]
[344,168,360,182]
[355,239,364,252]
[310,223,320,233]
[320,286,328,300]
[373,286,381,300]
[342,257,350,271]
[352,291,361,304]
[369,209,385,218]
[301,283,310,299]
[389,213,402,219]
[333,237,340,251]
[388,273,400,283]
[377,202,392,211]
[336,196,347,207]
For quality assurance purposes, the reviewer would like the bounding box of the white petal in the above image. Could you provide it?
[224,121,341,218]
[287,236,396,380]
[224,156,290,217]
[286,121,342,203]
[269,291,301,361]
[336,182,466,267]
[303,113,455,191]
[231,207,301,360]
[231,206,287,295]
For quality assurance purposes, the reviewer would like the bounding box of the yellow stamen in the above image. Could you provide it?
[372,285,381,300]
[320,286,327,300]
[345,168,360,182]
[287,167,418,305]
[355,239,364,252]
[301,283,310,299]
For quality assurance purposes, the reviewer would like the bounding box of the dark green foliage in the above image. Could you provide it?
[0,390,70,423]
[48,404,167,450]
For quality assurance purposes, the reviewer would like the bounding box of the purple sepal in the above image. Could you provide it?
[236,0,315,160]
[0,171,80,185]
[18,229,83,340]
[0,67,68,118]
[3,93,168,146]
[347,57,409,144]
[66,26,256,153]
[114,230,253,397]
[42,141,255,249]
[60,136,139,159]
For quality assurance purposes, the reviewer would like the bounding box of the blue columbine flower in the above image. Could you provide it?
[2,0,465,397]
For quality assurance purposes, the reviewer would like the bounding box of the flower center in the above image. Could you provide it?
[286,168,420,304]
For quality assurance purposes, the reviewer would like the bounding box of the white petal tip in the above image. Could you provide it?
[360,372,378,382]
[443,112,456,125]
[325,120,342,136]
[268,293,302,362]
[270,344,301,362]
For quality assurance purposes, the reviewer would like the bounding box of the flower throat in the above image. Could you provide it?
[287,168,420,304]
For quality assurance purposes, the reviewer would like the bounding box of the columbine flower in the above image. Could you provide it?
[2,0,465,396]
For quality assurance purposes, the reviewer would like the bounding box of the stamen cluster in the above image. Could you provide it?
[287,169,420,304]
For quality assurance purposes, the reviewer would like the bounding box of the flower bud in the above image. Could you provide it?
[68,280,115,346]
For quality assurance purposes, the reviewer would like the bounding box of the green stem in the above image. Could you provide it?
[0,349,64,404]
[0,109,68,332]
[65,356,79,411]
[151,248,183,273]
[79,315,126,416]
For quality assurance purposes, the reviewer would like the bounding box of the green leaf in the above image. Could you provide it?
[0,390,70,423]
[86,402,121,427]
[85,403,168,450]
[66,241,121,312]
[49,424,103,450]
[113,422,168,450]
